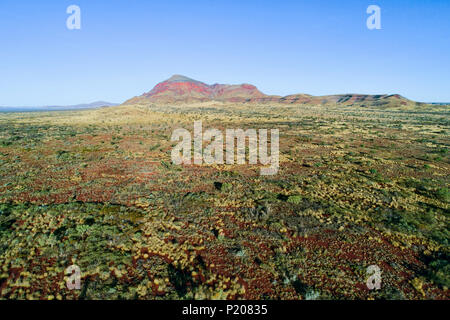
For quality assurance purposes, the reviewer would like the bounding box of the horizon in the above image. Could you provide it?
[0,100,117,108]
[2,74,449,108]
[1,0,450,106]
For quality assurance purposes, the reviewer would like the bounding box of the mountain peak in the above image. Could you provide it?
[166,75,200,83]
[124,75,266,104]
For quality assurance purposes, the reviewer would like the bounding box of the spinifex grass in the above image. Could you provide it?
[0,103,448,300]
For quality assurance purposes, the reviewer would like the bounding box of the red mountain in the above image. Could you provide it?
[123,75,415,107]
[123,75,266,104]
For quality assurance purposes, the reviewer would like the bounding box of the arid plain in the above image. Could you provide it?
[0,101,448,300]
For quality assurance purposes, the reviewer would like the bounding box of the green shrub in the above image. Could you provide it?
[287,195,302,205]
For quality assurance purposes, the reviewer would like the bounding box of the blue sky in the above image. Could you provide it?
[0,0,449,106]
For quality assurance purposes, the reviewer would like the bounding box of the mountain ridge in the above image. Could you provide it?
[125,75,266,104]
[123,75,425,107]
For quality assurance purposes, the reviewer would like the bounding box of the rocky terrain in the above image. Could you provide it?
[124,75,424,109]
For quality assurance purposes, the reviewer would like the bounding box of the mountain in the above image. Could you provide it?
[123,75,266,104]
[0,101,118,112]
[52,101,119,109]
[123,75,422,107]
[277,93,413,107]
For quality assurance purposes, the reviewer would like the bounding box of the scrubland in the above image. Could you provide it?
[0,102,448,299]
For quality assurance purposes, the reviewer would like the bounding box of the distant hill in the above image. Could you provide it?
[0,101,118,112]
[123,75,426,108]
[429,102,450,106]
[47,101,119,109]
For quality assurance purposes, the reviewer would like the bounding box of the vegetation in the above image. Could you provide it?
[0,102,448,300]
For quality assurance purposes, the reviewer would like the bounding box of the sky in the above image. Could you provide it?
[0,0,449,106]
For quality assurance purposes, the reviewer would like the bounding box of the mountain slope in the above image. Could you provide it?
[124,75,266,104]
[123,75,420,107]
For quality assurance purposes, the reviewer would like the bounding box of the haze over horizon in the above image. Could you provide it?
[1,0,449,106]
